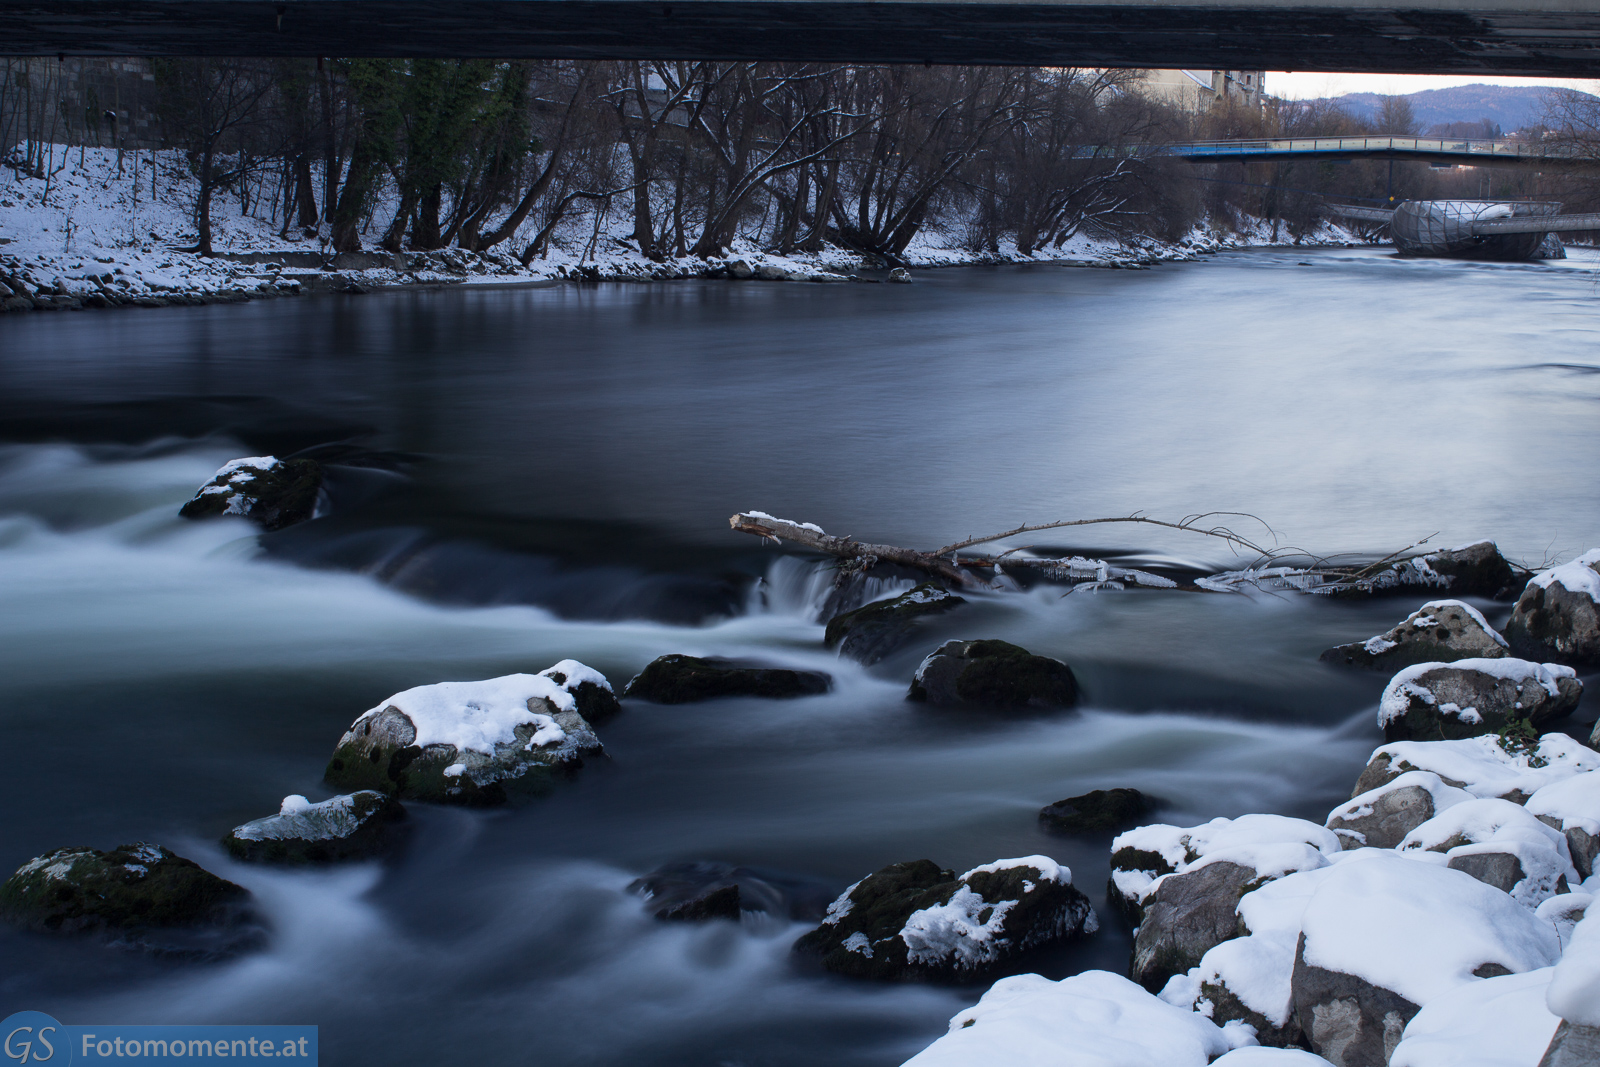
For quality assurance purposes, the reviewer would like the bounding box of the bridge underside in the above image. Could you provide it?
[7,0,1600,74]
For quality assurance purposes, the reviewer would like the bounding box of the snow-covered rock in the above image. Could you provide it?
[1326,771,1473,850]
[1547,911,1600,1028]
[823,583,966,666]
[1133,861,1260,991]
[1350,735,1600,806]
[1322,541,1529,602]
[222,791,409,864]
[793,856,1096,981]
[1507,549,1600,667]
[1528,772,1600,879]
[0,842,252,946]
[538,659,621,723]
[178,455,324,531]
[1291,852,1561,1067]
[1397,797,1577,907]
[900,970,1239,1067]
[1110,815,1342,921]
[1320,600,1508,671]
[1388,968,1561,1067]
[907,639,1078,710]
[1378,658,1582,742]
[1211,1051,1334,1066]
[622,654,831,703]
[324,672,603,804]
[1537,892,1592,947]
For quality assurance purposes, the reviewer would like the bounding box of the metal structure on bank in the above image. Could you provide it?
[1329,200,1600,260]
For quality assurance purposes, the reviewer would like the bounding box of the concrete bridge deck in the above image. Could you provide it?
[7,0,1600,76]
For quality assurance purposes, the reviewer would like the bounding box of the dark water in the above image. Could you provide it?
[1,248,1597,1066]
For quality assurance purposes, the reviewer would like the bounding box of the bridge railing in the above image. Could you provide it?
[1165,136,1586,161]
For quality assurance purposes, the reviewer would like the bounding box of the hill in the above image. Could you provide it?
[1314,83,1582,134]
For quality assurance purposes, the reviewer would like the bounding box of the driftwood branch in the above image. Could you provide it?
[930,511,1279,559]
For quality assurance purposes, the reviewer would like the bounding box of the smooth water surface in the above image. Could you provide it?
[1,247,1597,1066]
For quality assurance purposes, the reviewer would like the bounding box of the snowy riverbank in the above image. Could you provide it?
[2,143,1366,312]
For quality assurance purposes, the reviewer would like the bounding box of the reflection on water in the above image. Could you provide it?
[2,250,1598,1064]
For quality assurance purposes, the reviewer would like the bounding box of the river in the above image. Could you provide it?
[1,247,1598,1065]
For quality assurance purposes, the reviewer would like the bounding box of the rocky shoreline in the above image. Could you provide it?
[3,454,1596,1067]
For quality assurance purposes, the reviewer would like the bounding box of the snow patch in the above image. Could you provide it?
[355,673,576,755]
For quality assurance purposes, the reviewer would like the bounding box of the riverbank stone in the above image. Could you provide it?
[1378,658,1582,742]
[0,843,250,937]
[793,855,1096,981]
[1320,600,1509,671]
[1507,551,1600,667]
[1039,788,1152,834]
[823,584,966,665]
[1131,860,1254,991]
[622,655,831,703]
[538,659,622,723]
[324,673,603,805]
[908,640,1078,710]
[178,455,323,531]
[223,791,409,864]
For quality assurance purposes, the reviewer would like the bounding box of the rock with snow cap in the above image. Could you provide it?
[900,970,1238,1067]
[1132,861,1257,991]
[1538,911,1600,1066]
[324,672,603,805]
[0,843,253,948]
[908,639,1078,710]
[622,654,831,703]
[793,855,1096,981]
[823,583,966,666]
[1528,772,1600,879]
[1537,1022,1600,1067]
[1378,658,1582,743]
[538,659,621,723]
[222,791,409,864]
[1398,797,1577,907]
[1326,771,1473,850]
[1389,968,1561,1067]
[1320,600,1509,671]
[1508,550,1600,667]
[1109,814,1342,924]
[178,455,323,531]
[1290,852,1560,1067]
[1349,734,1600,807]
[1324,541,1529,601]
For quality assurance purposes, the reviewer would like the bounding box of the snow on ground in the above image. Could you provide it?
[3,141,1365,310]
[1388,968,1561,1067]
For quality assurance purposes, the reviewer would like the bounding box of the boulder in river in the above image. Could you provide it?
[793,855,1096,981]
[629,861,836,923]
[622,655,831,703]
[1131,860,1255,991]
[1527,772,1600,880]
[1319,599,1509,671]
[324,672,603,805]
[1326,770,1472,850]
[1378,658,1582,742]
[1397,797,1577,907]
[823,584,966,665]
[178,455,323,531]
[1506,550,1600,667]
[908,639,1078,710]
[223,791,409,864]
[1324,541,1530,601]
[0,842,251,942]
[1348,733,1600,807]
[1039,788,1152,835]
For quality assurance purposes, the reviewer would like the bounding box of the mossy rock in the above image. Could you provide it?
[324,702,602,806]
[908,639,1078,710]
[223,791,409,864]
[1040,788,1153,834]
[823,584,967,665]
[0,843,249,935]
[623,655,831,703]
[178,456,323,531]
[793,857,1095,982]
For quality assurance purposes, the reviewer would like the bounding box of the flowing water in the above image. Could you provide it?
[2,247,1598,1065]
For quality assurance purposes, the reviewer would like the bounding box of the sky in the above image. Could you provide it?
[1265,73,1598,99]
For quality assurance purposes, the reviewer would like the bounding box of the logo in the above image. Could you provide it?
[4,1013,60,1065]
[2,1014,316,1065]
